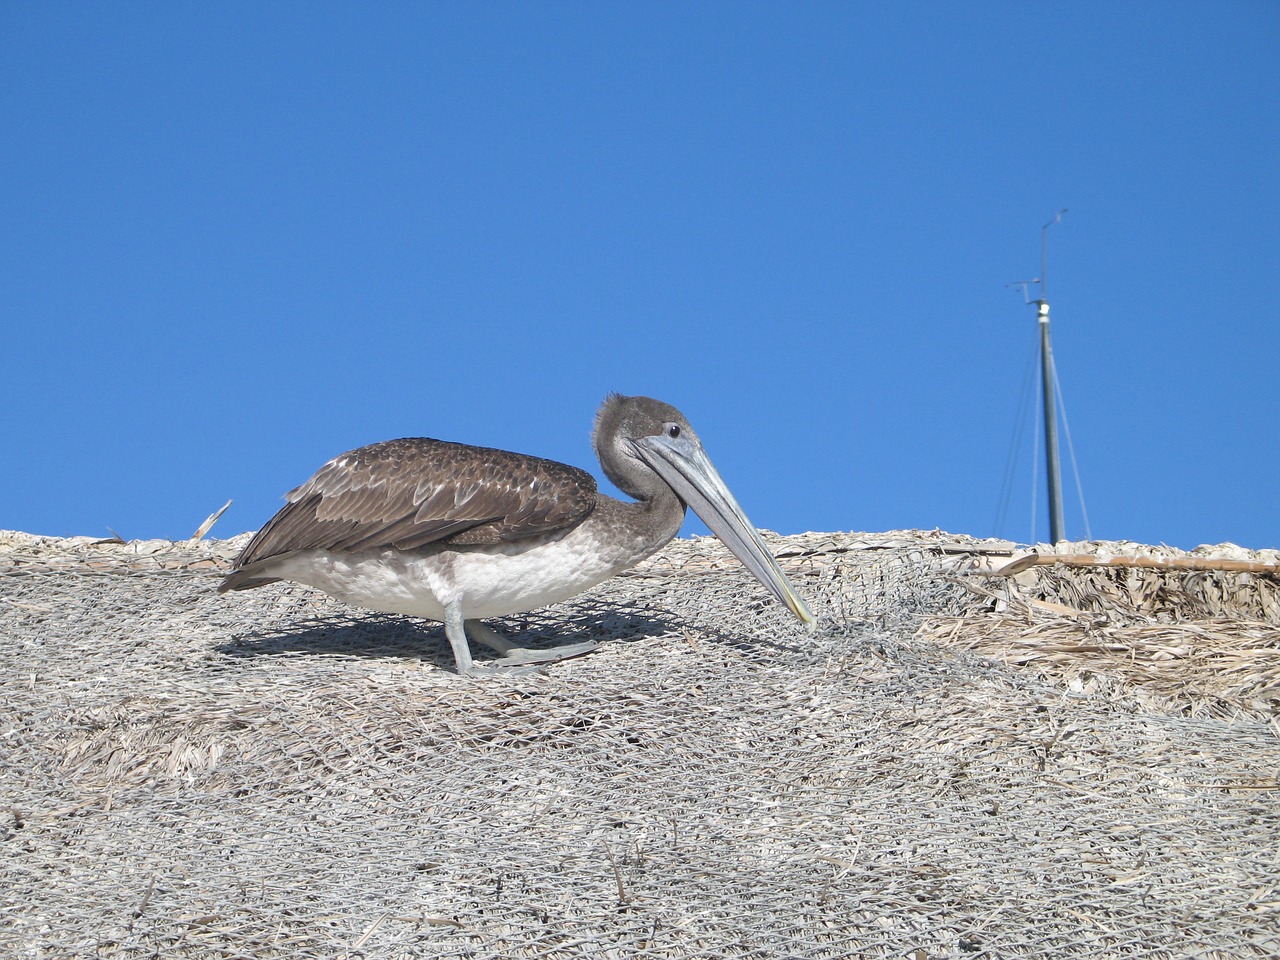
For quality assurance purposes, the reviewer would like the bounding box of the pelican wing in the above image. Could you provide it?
[231,438,597,571]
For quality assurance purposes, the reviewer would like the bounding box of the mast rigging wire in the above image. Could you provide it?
[1050,351,1093,540]
[994,334,1040,538]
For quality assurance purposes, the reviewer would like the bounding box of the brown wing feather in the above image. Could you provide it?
[229,438,597,571]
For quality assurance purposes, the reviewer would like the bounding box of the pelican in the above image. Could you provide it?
[220,394,814,674]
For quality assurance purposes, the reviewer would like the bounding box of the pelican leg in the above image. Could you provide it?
[441,604,584,676]
[465,619,599,666]
[443,599,478,675]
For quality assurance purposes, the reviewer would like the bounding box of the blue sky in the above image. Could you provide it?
[3,3,1277,550]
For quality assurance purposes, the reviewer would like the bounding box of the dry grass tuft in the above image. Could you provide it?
[919,614,1280,720]
[921,539,1280,719]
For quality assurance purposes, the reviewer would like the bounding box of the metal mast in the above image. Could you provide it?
[1037,210,1067,543]
[1009,210,1068,543]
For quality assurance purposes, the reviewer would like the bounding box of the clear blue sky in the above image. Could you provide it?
[4,3,1277,550]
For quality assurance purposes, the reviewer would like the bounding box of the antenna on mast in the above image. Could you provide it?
[1007,209,1069,543]
[1041,208,1067,301]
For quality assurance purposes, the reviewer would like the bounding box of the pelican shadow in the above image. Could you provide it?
[216,597,676,669]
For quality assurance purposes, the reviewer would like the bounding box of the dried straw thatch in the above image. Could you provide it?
[2,528,1278,959]
[922,539,1280,720]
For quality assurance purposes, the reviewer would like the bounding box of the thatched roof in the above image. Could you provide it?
[3,529,1277,958]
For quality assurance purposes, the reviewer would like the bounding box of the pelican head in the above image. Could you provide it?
[594,394,816,628]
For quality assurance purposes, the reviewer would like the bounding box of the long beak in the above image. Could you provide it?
[633,433,816,629]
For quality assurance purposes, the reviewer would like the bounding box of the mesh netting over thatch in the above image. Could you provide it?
[2,529,1278,959]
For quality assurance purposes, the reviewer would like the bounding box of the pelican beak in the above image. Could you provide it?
[632,433,816,629]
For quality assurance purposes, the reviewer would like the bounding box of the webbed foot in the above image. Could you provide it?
[465,619,600,666]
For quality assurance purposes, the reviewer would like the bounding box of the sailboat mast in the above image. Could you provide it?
[1038,211,1067,543]
[1038,299,1065,543]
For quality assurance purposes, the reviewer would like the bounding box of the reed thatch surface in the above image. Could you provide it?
[923,538,1280,720]
[2,529,1278,959]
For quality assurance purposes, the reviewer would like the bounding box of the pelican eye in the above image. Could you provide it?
[665,423,681,439]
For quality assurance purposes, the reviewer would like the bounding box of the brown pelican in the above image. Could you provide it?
[220,394,814,674]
